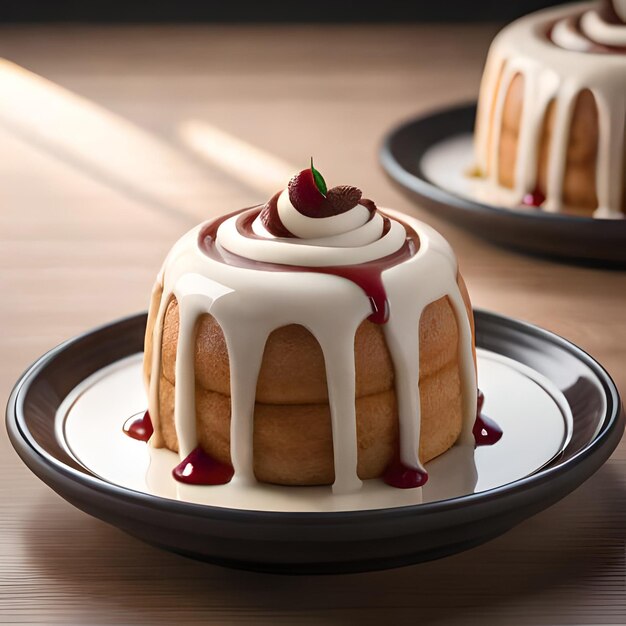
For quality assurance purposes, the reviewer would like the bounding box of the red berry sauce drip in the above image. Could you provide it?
[172,446,234,485]
[473,390,503,446]
[123,411,154,442]
[383,456,428,489]
[314,217,394,323]
[521,188,546,208]
[319,265,390,324]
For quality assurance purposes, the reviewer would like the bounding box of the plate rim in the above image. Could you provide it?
[6,309,624,524]
[379,100,626,228]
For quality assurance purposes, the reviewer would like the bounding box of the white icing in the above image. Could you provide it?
[252,213,386,248]
[146,207,477,494]
[262,194,387,249]
[218,208,405,266]
[581,9,626,46]
[475,1,626,219]
[551,16,593,51]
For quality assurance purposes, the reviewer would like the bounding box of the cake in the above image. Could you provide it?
[140,162,479,494]
[474,0,626,218]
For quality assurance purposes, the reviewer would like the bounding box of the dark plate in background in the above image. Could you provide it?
[380,103,626,266]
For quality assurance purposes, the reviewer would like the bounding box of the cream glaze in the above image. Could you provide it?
[551,4,626,50]
[579,9,626,47]
[475,1,626,219]
[145,207,476,494]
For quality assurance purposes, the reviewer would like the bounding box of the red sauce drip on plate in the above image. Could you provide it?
[123,411,154,442]
[521,188,546,208]
[198,208,419,325]
[473,390,503,446]
[172,446,234,485]
[383,457,429,489]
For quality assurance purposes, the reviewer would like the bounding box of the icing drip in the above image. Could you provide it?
[146,193,477,494]
[474,1,626,219]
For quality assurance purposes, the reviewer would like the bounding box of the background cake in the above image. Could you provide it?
[144,164,478,492]
[474,0,626,218]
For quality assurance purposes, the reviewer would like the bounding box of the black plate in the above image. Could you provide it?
[6,312,624,574]
[380,102,626,266]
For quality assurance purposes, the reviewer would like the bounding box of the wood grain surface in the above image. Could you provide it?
[1,24,625,625]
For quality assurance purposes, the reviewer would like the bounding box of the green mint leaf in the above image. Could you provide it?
[310,157,327,196]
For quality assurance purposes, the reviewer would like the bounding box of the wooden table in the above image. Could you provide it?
[1,24,625,625]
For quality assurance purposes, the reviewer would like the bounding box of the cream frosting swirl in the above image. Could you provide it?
[214,167,407,267]
[551,1,626,51]
[275,190,377,241]
[581,8,626,45]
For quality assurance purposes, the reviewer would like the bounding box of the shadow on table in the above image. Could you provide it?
[22,461,626,625]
